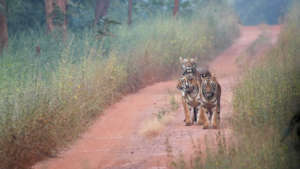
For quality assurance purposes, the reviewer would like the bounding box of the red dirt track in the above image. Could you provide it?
[34,26,280,169]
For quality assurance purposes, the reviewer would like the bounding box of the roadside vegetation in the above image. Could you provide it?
[172,2,300,169]
[0,1,239,169]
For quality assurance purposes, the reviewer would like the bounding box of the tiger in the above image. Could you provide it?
[177,57,204,126]
[199,74,221,129]
[177,74,203,126]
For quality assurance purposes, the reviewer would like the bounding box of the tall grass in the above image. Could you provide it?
[172,2,300,169]
[233,0,300,144]
[0,10,239,169]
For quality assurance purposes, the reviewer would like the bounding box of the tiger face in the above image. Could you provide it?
[179,57,197,75]
[201,77,218,101]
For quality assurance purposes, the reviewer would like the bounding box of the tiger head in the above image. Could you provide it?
[179,57,197,75]
[198,66,211,79]
[201,75,218,100]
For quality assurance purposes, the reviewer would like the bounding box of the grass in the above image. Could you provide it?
[170,95,180,112]
[171,129,293,169]
[139,110,174,138]
[168,89,180,112]
[172,2,300,169]
[139,94,177,138]
[0,5,239,169]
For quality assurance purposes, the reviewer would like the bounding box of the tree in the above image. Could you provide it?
[94,0,110,26]
[45,0,68,41]
[0,0,8,52]
[128,0,132,25]
[173,0,179,16]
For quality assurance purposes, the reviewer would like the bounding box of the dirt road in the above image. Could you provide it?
[34,26,280,169]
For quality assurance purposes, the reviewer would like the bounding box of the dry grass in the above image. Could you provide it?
[139,109,175,138]
[169,90,180,112]
[139,118,163,137]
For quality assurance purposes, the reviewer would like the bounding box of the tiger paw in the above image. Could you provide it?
[203,123,210,129]
[196,120,204,125]
[185,121,193,126]
[212,124,218,129]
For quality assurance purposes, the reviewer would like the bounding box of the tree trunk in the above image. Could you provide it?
[94,0,110,26]
[0,0,8,52]
[45,0,55,32]
[45,0,67,41]
[173,0,179,16]
[128,0,132,25]
[56,0,67,41]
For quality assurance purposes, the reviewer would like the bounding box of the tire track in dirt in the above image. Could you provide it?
[34,26,280,169]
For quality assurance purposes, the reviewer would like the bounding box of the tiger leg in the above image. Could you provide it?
[193,107,198,124]
[212,107,219,129]
[213,93,221,129]
[201,107,210,129]
[216,84,221,127]
[182,98,192,126]
[196,105,204,125]
[217,97,221,128]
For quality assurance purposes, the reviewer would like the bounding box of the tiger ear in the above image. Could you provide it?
[180,57,188,64]
[190,58,195,63]
[212,73,217,81]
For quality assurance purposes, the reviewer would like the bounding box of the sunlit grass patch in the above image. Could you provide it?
[170,95,180,112]
[168,89,180,112]
[139,109,174,138]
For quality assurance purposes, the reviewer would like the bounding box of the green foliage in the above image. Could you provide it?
[96,17,121,38]
[0,3,4,14]
[6,0,45,32]
[4,0,238,33]
[3,0,294,34]
[0,32,127,168]
[233,4,300,128]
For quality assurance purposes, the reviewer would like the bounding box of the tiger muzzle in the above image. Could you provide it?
[204,92,214,99]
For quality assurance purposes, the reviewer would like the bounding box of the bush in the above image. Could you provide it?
[233,1,300,133]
